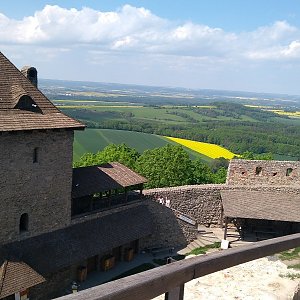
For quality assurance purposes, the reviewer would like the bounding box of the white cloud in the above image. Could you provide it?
[250,21,297,43]
[242,21,300,61]
[2,5,300,93]
[0,5,166,45]
[1,4,300,63]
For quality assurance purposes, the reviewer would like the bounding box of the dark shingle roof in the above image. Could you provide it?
[72,162,147,198]
[221,190,300,222]
[0,52,85,131]
[0,260,45,299]
[0,205,153,275]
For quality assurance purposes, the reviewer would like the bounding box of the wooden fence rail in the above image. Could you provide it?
[56,233,300,300]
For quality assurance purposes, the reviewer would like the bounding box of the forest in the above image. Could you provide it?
[64,102,300,159]
[74,144,271,189]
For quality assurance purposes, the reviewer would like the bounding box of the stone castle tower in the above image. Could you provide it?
[0,52,85,244]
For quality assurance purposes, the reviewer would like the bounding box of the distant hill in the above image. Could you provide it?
[40,78,300,108]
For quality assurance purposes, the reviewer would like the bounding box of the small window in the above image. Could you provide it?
[15,95,41,113]
[255,167,262,175]
[33,147,38,163]
[19,213,29,233]
[286,168,293,176]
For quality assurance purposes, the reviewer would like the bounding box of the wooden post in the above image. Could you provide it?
[165,286,184,300]
[220,206,224,228]
[165,258,184,300]
[139,184,143,197]
[224,217,228,240]
[125,188,128,203]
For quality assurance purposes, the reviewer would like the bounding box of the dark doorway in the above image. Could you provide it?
[87,255,98,273]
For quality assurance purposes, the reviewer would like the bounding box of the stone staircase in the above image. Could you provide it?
[178,225,221,255]
[210,224,256,248]
[178,223,256,255]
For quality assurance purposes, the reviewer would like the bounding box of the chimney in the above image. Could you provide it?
[21,66,38,87]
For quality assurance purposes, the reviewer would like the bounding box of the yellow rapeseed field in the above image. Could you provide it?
[165,136,237,159]
[269,110,300,118]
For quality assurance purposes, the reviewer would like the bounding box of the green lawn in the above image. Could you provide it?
[73,128,212,162]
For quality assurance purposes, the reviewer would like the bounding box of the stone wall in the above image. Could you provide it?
[20,183,300,299]
[0,130,74,244]
[30,267,72,300]
[140,200,195,249]
[227,159,300,186]
[144,185,225,227]
[72,199,196,248]
[144,184,300,228]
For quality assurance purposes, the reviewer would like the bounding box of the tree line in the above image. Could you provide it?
[74,144,272,189]
[64,101,300,158]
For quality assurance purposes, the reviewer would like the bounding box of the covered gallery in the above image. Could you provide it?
[71,162,147,216]
[221,190,300,241]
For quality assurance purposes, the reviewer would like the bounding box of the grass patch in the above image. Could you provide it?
[187,242,221,256]
[278,247,300,261]
[279,272,300,280]
[110,263,156,281]
[288,264,300,270]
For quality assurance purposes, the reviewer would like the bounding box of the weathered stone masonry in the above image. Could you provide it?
[144,182,300,231]
[0,130,74,244]
[227,159,300,186]
[144,185,224,227]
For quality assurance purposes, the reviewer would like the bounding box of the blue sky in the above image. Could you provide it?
[1,1,300,94]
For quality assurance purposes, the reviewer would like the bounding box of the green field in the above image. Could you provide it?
[58,99,300,160]
[60,103,263,125]
[73,129,212,162]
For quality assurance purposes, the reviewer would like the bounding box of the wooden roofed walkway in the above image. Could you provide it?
[56,233,300,300]
[71,162,147,217]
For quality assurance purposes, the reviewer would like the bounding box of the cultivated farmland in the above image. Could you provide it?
[73,129,213,162]
[166,136,237,159]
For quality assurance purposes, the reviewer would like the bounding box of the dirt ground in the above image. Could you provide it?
[152,255,300,300]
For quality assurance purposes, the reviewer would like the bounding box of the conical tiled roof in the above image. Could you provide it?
[0,52,85,131]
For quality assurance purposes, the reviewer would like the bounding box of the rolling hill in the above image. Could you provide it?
[73,129,213,162]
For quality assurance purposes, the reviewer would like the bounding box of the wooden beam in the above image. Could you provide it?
[56,233,300,300]
[223,216,228,240]
[139,184,143,196]
[125,187,128,203]
[220,206,224,228]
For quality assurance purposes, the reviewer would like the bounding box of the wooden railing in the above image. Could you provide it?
[56,233,300,300]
